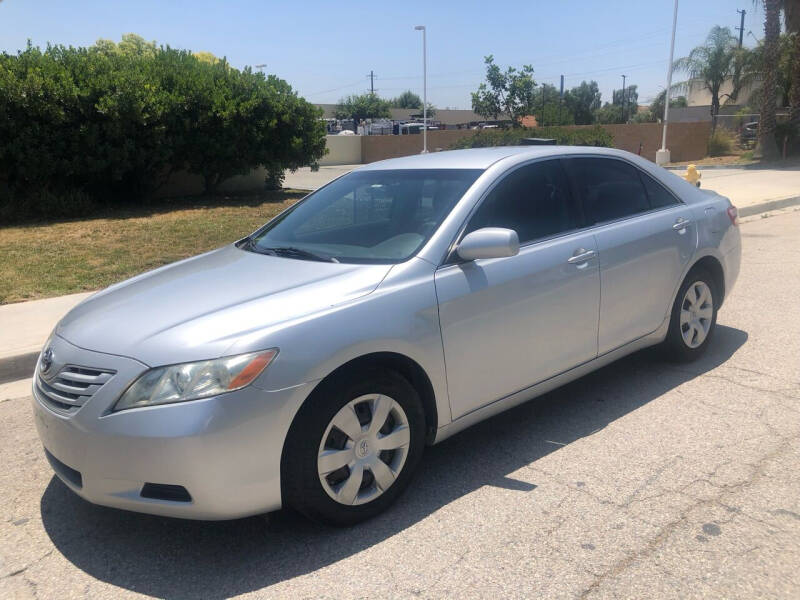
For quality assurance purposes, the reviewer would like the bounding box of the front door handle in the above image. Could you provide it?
[673,218,692,230]
[567,249,597,264]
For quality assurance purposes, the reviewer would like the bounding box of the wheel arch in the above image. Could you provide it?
[687,254,725,307]
[292,351,439,446]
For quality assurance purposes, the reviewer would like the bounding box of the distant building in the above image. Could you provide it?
[685,76,763,108]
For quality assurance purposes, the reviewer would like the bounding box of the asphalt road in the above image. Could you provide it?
[1,210,799,599]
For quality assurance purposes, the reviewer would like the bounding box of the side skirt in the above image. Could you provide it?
[432,321,668,445]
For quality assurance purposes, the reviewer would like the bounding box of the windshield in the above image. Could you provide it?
[244,169,483,263]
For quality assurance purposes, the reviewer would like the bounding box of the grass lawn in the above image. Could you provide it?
[0,191,305,304]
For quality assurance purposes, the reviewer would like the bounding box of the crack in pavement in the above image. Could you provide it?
[577,431,798,599]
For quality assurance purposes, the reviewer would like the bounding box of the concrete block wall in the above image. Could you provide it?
[319,135,362,165]
[360,122,711,164]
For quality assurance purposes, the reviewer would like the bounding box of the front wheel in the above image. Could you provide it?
[663,268,718,362]
[282,367,425,526]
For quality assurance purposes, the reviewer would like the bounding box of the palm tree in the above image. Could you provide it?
[754,0,781,158]
[784,0,800,129]
[673,27,743,133]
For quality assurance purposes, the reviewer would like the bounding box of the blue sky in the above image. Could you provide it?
[0,0,763,108]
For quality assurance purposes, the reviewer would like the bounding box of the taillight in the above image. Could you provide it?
[727,206,739,226]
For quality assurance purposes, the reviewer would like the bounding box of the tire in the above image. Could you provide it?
[281,367,425,526]
[663,267,719,362]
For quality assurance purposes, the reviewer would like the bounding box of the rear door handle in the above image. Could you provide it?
[567,249,597,264]
[673,218,692,230]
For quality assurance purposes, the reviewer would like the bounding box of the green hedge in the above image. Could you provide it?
[451,125,614,149]
[0,38,326,222]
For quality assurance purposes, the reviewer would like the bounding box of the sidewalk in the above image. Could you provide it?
[689,167,800,213]
[283,164,359,191]
[0,292,92,400]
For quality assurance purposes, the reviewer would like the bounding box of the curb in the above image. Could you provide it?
[738,195,800,218]
[664,162,800,171]
[0,351,39,386]
[664,164,751,171]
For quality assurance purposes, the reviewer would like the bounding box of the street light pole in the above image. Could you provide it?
[621,74,627,122]
[414,25,427,153]
[657,0,679,166]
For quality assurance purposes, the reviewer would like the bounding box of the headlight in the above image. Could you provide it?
[113,349,278,411]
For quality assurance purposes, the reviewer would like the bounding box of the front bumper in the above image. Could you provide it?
[32,335,314,520]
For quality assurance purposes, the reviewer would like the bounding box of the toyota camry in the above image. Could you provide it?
[33,146,741,525]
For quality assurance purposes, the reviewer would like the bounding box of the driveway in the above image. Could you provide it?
[1,210,799,598]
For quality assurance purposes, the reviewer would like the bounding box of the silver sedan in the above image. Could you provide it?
[32,146,741,525]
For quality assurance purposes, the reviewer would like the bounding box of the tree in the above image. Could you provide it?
[334,93,391,123]
[594,103,625,124]
[532,83,561,126]
[179,63,326,194]
[0,36,327,213]
[564,81,601,125]
[94,33,157,58]
[613,84,639,121]
[409,103,436,119]
[756,0,781,158]
[673,26,749,133]
[391,90,422,109]
[193,51,220,64]
[783,1,800,133]
[471,55,537,125]
[644,90,687,122]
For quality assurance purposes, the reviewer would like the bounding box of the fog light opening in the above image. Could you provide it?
[140,483,192,503]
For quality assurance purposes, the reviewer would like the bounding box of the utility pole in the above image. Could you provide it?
[736,9,746,47]
[414,26,427,153]
[657,0,679,165]
[559,75,564,125]
[367,70,376,94]
[541,85,546,127]
[621,74,627,122]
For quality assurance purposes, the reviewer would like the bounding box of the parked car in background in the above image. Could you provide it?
[740,121,758,148]
[33,147,741,526]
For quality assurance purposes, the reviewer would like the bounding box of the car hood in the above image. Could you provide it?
[57,245,392,366]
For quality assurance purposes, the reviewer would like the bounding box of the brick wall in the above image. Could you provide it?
[361,122,711,164]
[572,122,712,163]
[361,130,477,163]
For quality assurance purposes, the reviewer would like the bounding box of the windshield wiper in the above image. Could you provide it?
[261,246,339,263]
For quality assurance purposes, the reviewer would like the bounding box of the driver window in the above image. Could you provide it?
[465,160,579,244]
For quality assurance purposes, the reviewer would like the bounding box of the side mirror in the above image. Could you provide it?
[456,227,520,261]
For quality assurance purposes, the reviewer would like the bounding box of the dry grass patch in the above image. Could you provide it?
[0,192,304,304]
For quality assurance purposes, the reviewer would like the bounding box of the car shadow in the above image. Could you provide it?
[40,325,747,598]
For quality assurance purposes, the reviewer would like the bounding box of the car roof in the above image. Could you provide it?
[356,145,636,171]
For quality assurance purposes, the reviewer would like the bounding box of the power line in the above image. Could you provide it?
[306,78,367,97]
[375,26,707,87]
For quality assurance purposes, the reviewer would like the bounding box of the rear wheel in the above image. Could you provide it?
[663,268,718,362]
[282,367,425,526]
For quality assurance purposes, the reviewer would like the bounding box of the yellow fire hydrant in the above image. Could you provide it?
[685,164,702,187]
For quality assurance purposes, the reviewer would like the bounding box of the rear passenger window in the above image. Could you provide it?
[640,172,679,209]
[567,158,650,224]
[465,160,579,244]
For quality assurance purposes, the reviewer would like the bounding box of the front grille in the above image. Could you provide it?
[36,365,115,415]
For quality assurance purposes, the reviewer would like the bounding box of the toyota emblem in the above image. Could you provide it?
[40,347,54,374]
